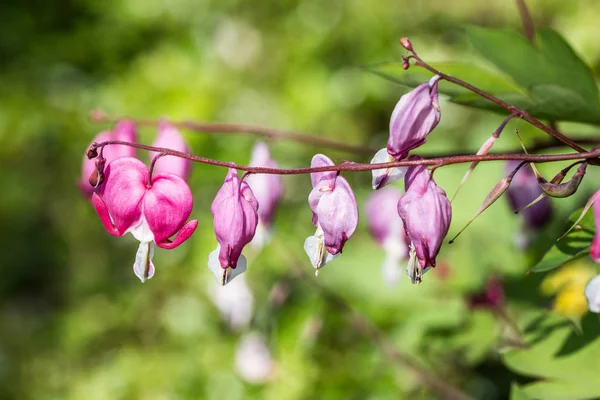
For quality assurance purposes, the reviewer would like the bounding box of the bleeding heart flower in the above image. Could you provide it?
[397,160,451,283]
[245,142,284,250]
[149,120,191,180]
[91,157,198,282]
[366,188,408,285]
[305,154,358,273]
[208,168,259,285]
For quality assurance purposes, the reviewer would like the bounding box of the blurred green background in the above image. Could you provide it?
[2,0,600,399]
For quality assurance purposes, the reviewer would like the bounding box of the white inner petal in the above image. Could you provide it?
[133,241,155,282]
[304,225,339,272]
[128,215,155,243]
[370,148,407,189]
[208,245,248,286]
[405,244,422,284]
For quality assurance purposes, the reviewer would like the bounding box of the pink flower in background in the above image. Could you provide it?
[149,120,191,180]
[209,168,259,285]
[505,160,552,229]
[305,154,358,273]
[80,120,137,197]
[245,142,284,249]
[366,188,408,285]
[397,160,451,283]
[92,157,198,281]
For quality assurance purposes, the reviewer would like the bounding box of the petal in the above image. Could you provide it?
[155,219,198,250]
[208,245,248,285]
[310,154,336,188]
[102,157,148,234]
[149,120,191,180]
[144,173,194,244]
[584,274,600,313]
[316,177,358,254]
[381,252,402,286]
[370,148,407,190]
[366,188,405,245]
[91,193,122,236]
[133,241,155,282]
[303,226,339,271]
[246,142,284,226]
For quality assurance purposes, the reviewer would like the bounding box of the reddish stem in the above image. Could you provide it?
[89,140,600,176]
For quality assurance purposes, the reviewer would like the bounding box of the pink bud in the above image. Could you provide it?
[209,169,259,284]
[506,160,552,229]
[387,76,441,161]
[91,157,198,281]
[397,161,451,283]
[399,37,413,51]
[245,142,284,227]
[80,120,138,197]
[149,120,191,180]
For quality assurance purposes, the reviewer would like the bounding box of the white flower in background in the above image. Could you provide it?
[235,332,275,384]
[209,274,254,331]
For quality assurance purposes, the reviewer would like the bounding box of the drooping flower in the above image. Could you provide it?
[80,120,137,197]
[365,188,408,285]
[149,120,191,180]
[397,160,452,283]
[91,157,198,281]
[585,274,600,313]
[370,75,441,189]
[305,154,358,273]
[388,75,441,160]
[505,160,552,237]
[208,168,259,285]
[245,142,284,249]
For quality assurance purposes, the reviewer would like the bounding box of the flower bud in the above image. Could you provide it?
[149,120,191,180]
[397,162,452,283]
[387,75,441,160]
[80,120,137,197]
[399,37,413,51]
[584,274,600,313]
[245,142,284,249]
[506,160,552,229]
[209,169,259,285]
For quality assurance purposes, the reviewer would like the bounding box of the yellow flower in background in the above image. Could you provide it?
[540,262,595,319]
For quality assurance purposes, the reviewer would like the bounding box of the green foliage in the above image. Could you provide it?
[366,27,600,123]
[502,312,600,400]
[530,208,595,273]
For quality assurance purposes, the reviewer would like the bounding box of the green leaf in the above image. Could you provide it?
[502,312,600,400]
[510,384,533,400]
[529,208,595,273]
[465,27,600,122]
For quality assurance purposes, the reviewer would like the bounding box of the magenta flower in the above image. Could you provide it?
[387,75,441,160]
[366,188,408,284]
[209,168,259,285]
[305,154,358,272]
[397,160,452,283]
[467,277,505,310]
[245,142,284,249]
[506,160,552,230]
[91,157,198,282]
[80,120,137,197]
[149,120,191,180]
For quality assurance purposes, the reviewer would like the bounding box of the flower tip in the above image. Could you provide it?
[399,37,413,51]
